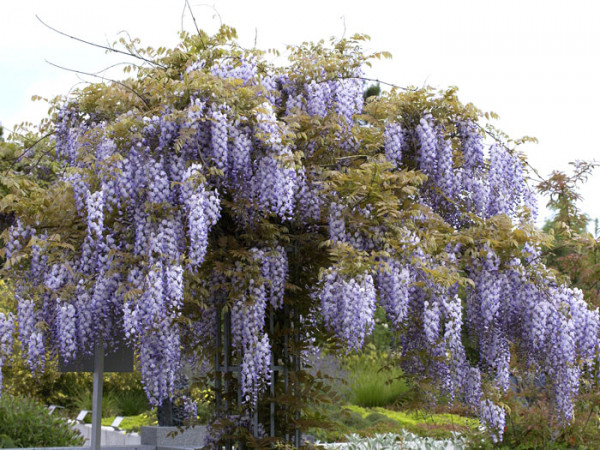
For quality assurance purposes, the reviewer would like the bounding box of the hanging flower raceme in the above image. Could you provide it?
[383,123,405,168]
[56,299,78,362]
[231,275,269,404]
[251,153,297,220]
[480,399,506,444]
[121,262,185,404]
[0,313,14,393]
[250,102,298,219]
[5,219,33,260]
[260,246,288,309]
[209,106,229,174]
[305,80,332,118]
[416,114,438,177]
[319,269,377,351]
[375,259,411,328]
[229,246,288,405]
[16,296,44,372]
[328,202,346,243]
[183,164,221,269]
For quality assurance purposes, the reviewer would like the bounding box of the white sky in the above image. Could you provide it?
[1,0,599,227]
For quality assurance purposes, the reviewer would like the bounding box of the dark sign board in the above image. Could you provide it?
[59,343,134,373]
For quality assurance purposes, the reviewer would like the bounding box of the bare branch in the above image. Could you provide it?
[192,3,223,27]
[358,76,416,91]
[114,30,153,64]
[475,122,546,184]
[45,60,151,109]
[88,61,144,76]
[4,132,54,174]
[185,0,201,35]
[32,144,58,171]
[36,15,167,70]
[316,75,415,92]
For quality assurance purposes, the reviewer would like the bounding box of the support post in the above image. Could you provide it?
[215,308,222,414]
[91,341,104,450]
[224,311,232,450]
[269,310,275,438]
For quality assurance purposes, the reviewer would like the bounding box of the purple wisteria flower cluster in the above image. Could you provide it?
[320,269,377,352]
[0,312,14,393]
[229,246,288,405]
[384,114,533,225]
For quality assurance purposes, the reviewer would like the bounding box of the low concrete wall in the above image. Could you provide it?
[3,425,207,450]
[140,425,208,448]
[8,447,153,450]
[72,423,141,446]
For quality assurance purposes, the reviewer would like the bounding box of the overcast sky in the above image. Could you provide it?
[1,0,599,227]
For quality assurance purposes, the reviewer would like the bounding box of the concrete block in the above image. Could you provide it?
[140,426,207,448]
[71,422,141,446]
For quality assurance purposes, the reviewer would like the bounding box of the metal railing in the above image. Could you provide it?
[214,306,301,448]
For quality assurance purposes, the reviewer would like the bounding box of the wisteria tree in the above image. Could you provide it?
[1,26,599,446]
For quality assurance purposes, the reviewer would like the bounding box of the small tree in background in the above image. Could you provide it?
[540,160,600,307]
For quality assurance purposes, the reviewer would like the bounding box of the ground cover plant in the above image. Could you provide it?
[317,431,468,449]
[310,404,476,444]
[1,23,599,447]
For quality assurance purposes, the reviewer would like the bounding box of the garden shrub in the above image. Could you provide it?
[470,382,600,450]
[0,394,84,447]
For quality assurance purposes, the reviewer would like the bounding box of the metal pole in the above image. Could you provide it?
[224,311,230,414]
[283,307,289,443]
[269,310,275,438]
[224,311,232,450]
[215,307,222,415]
[91,341,104,450]
[290,308,301,446]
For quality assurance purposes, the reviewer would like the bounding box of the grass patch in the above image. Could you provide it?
[348,365,408,407]
[344,345,409,407]
[74,390,120,421]
[113,389,149,416]
[101,412,157,433]
[309,404,478,443]
[346,405,478,435]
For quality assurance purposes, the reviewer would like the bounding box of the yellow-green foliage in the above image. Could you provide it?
[101,412,157,433]
[0,279,14,313]
[310,403,478,443]
[345,405,478,430]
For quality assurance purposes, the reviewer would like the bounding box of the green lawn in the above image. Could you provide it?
[345,404,478,432]
[100,413,156,433]
[309,404,478,443]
